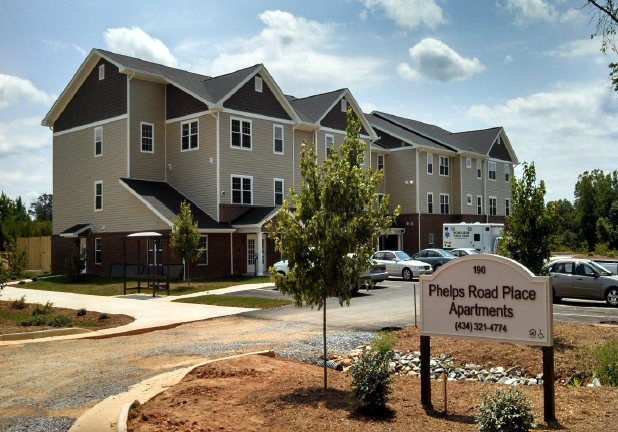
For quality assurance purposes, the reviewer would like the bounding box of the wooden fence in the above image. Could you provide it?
[16,236,51,272]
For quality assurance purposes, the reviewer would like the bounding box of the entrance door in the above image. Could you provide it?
[247,235,256,274]
[79,238,87,274]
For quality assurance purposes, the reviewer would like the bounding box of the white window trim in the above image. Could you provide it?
[467,194,472,206]
[505,198,511,217]
[477,159,482,179]
[488,161,497,181]
[377,154,384,172]
[505,164,510,182]
[140,122,154,153]
[427,153,434,175]
[274,178,284,206]
[273,124,284,155]
[466,157,472,169]
[255,76,263,93]
[325,134,334,157]
[477,195,483,215]
[197,235,209,266]
[489,196,497,216]
[341,99,347,112]
[94,181,103,212]
[94,238,102,265]
[439,156,449,177]
[230,117,252,150]
[440,193,450,215]
[98,64,105,80]
[231,174,253,205]
[427,192,434,214]
[94,126,102,157]
[180,119,199,152]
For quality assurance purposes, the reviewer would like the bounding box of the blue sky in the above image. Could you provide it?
[1,0,617,207]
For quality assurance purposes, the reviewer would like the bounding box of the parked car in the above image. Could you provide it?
[411,248,456,270]
[545,258,618,306]
[450,248,479,258]
[371,250,433,281]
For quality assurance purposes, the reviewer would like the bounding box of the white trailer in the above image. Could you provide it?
[442,222,504,253]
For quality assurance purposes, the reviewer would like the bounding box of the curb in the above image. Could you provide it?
[68,350,276,432]
[0,327,93,342]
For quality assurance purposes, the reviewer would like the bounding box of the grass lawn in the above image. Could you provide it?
[173,294,293,309]
[12,274,272,297]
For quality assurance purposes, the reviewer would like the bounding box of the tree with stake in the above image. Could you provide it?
[170,201,202,287]
[267,109,399,390]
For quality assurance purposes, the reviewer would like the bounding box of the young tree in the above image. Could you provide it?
[498,162,556,275]
[28,194,53,222]
[267,109,399,389]
[170,201,202,286]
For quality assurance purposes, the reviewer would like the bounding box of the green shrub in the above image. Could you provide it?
[98,313,109,320]
[475,387,537,432]
[21,316,49,327]
[31,301,53,316]
[370,331,397,354]
[76,308,87,316]
[50,315,73,328]
[592,340,618,386]
[65,248,86,283]
[595,242,610,257]
[11,295,27,310]
[349,348,393,411]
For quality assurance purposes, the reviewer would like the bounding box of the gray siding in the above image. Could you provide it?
[486,160,512,215]
[224,73,292,120]
[321,98,368,135]
[418,151,452,214]
[460,157,484,215]
[166,84,208,120]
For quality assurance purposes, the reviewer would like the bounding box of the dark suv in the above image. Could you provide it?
[412,248,456,270]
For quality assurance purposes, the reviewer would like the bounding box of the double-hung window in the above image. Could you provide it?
[467,194,472,206]
[489,197,497,216]
[477,160,482,179]
[197,236,208,265]
[274,178,284,206]
[477,196,482,215]
[181,119,198,151]
[147,239,163,266]
[440,193,449,214]
[427,193,433,214]
[488,161,496,180]
[505,164,510,182]
[505,198,511,216]
[325,134,334,158]
[255,76,263,93]
[466,157,472,169]
[231,118,251,149]
[439,156,449,176]
[232,175,252,204]
[141,122,154,153]
[377,154,384,171]
[273,125,284,154]
[94,238,102,265]
[94,181,103,211]
[427,153,433,174]
[99,64,105,80]
[94,127,102,157]
[341,99,347,112]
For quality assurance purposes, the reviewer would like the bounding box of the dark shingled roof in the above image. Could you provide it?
[366,113,453,151]
[289,89,345,123]
[452,127,513,162]
[120,178,233,230]
[60,223,92,236]
[232,207,277,226]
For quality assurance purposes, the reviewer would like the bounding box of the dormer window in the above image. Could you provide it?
[99,64,105,80]
[255,76,263,93]
[341,99,347,112]
[496,136,501,145]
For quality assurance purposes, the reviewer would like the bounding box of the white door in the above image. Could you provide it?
[247,235,256,274]
[79,238,87,274]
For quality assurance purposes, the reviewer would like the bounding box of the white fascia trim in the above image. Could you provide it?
[166,110,211,124]
[388,146,416,152]
[222,107,295,125]
[371,145,391,154]
[198,228,236,234]
[119,179,173,227]
[53,114,128,137]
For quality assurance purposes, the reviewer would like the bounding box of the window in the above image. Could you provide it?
[440,194,449,214]
[99,64,105,80]
[427,153,433,174]
[232,175,252,204]
[467,194,472,205]
[488,161,496,180]
[94,181,103,211]
[197,236,208,265]
[439,156,449,176]
[181,119,198,151]
[147,239,163,266]
[94,238,101,265]
[341,99,347,112]
[255,76,263,93]
[428,233,434,248]
[477,196,482,215]
[427,193,433,214]
[231,118,251,149]
[273,125,284,154]
[477,160,482,179]
[94,127,102,156]
[141,122,154,153]
[377,154,384,171]
[505,198,511,216]
[489,197,497,216]
[505,164,510,182]
[274,178,284,206]
[325,134,334,157]
[466,157,472,169]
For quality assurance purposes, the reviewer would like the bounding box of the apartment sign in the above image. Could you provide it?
[420,254,552,346]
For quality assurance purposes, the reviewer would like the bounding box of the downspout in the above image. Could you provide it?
[483,159,488,223]
[459,157,463,216]
[164,83,167,182]
[292,122,297,192]
[416,148,420,252]
[210,110,221,222]
[127,72,135,178]
[230,232,233,275]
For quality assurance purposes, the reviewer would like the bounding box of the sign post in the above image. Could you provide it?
[419,254,554,421]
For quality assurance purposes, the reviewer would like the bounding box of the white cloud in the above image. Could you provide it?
[104,27,178,67]
[0,117,52,156]
[360,0,446,31]
[505,0,559,24]
[0,74,54,109]
[398,38,486,82]
[543,38,603,58]
[194,10,386,95]
[504,54,513,63]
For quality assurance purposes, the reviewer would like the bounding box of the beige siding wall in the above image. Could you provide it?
[418,151,453,214]
[293,129,314,193]
[486,160,512,215]
[372,152,387,195]
[166,113,218,218]
[53,118,169,235]
[129,79,166,181]
[461,157,484,215]
[452,156,462,214]
[382,148,417,214]
[219,112,294,207]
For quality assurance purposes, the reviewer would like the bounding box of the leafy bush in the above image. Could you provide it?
[98,313,109,320]
[11,295,27,310]
[50,315,73,328]
[21,316,49,327]
[475,387,537,432]
[349,348,393,411]
[76,308,87,317]
[3,237,27,276]
[65,247,86,283]
[592,340,618,386]
[31,301,53,316]
[371,331,397,354]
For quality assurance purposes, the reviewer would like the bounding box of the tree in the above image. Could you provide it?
[267,109,399,390]
[170,201,202,286]
[498,162,556,275]
[28,194,53,222]
[586,0,618,92]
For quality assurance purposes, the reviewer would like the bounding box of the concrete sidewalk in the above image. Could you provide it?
[0,281,275,344]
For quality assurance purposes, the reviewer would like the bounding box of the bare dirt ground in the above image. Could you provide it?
[127,323,618,432]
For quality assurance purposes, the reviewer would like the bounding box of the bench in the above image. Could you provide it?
[120,264,184,297]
